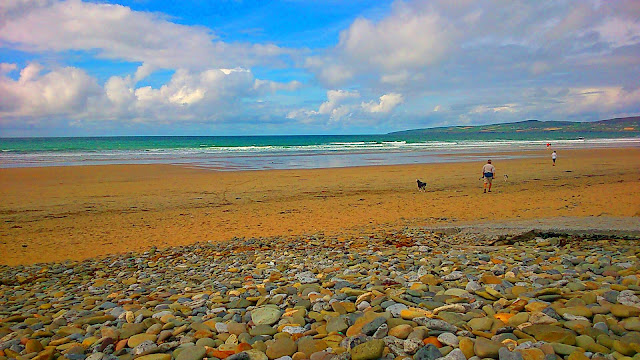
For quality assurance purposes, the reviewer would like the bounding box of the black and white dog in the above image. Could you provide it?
[416,179,427,191]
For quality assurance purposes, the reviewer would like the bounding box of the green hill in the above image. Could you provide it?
[390,116,640,136]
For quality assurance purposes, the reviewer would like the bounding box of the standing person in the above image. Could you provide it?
[552,151,557,166]
[481,159,496,193]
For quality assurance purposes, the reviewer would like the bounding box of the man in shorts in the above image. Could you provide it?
[482,159,496,193]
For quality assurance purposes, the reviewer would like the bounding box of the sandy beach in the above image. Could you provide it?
[1,147,639,266]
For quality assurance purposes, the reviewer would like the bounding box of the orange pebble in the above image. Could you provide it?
[115,339,128,351]
[423,337,443,348]
[210,350,236,359]
[236,343,252,352]
[494,313,515,323]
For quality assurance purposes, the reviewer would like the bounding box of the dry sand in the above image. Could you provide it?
[1,148,639,266]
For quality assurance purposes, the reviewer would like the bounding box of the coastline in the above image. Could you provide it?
[2,137,639,170]
[1,147,639,266]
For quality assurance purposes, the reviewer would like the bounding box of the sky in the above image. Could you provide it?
[1,0,640,136]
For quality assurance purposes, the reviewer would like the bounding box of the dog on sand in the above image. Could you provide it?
[416,179,427,191]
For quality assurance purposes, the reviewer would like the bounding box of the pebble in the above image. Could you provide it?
[1,230,639,360]
[175,345,207,360]
[414,344,442,360]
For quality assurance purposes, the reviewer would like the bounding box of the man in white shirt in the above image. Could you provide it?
[552,151,557,166]
[481,159,496,193]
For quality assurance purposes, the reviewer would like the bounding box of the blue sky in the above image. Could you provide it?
[1,0,639,136]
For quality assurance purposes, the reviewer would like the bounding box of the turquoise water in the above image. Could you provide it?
[1,133,638,170]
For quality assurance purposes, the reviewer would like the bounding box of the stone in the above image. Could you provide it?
[621,317,640,332]
[414,318,458,332]
[518,348,544,360]
[522,325,576,345]
[244,350,269,360]
[266,337,297,359]
[468,317,493,332]
[25,339,44,353]
[137,354,171,360]
[386,304,409,318]
[442,348,466,360]
[459,337,475,359]
[499,348,524,360]
[361,317,386,336]
[507,313,529,327]
[610,304,640,318]
[128,333,157,348]
[550,343,580,356]
[296,337,327,358]
[250,324,278,336]
[617,290,640,307]
[567,353,589,360]
[295,271,318,284]
[443,271,464,281]
[437,333,458,347]
[326,317,349,333]
[131,340,159,357]
[389,324,413,339]
[414,344,442,360]
[252,306,282,325]
[121,323,146,339]
[176,345,207,360]
[474,338,504,359]
[350,339,385,360]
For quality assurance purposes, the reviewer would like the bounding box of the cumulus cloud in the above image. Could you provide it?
[362,93,404,113]
[305,0,640,93]
[0,63,304,125]
[0,0,295,70]
[287,90,404,126]
[318,90,360,115]
[0,63,101,119]
[306,2,456,86]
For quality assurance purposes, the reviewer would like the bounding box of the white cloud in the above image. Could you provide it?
[306,2,456,86]
[305,0,640,92]
[318,90,360,115]
[362,93,404,113]
[470,104,517,114]
[0,0,295,70]
[253,79,302,93]
[559,87,640,115]
[0,63,305,125]
[0,63,101,119]
[287,90,404,125]
[596,18,640,47]
[0,63,18,74]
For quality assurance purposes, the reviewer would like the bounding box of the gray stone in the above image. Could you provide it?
[414,318,457,332]
[498,347,523,360]
[414,344,442,360]
[437,333,458,347]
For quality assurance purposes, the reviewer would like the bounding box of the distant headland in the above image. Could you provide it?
[389,116,640,136]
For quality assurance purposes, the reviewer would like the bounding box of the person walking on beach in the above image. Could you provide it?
[482,159,496,193]
[552,151,557,166]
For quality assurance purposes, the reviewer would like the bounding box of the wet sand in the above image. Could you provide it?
[1,148,639,266]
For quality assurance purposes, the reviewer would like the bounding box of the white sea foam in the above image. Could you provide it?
[1,138,638,170]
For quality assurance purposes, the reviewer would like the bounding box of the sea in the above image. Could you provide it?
[1,132,639,171]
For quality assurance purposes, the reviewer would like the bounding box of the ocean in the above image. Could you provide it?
[1,133,639,170]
